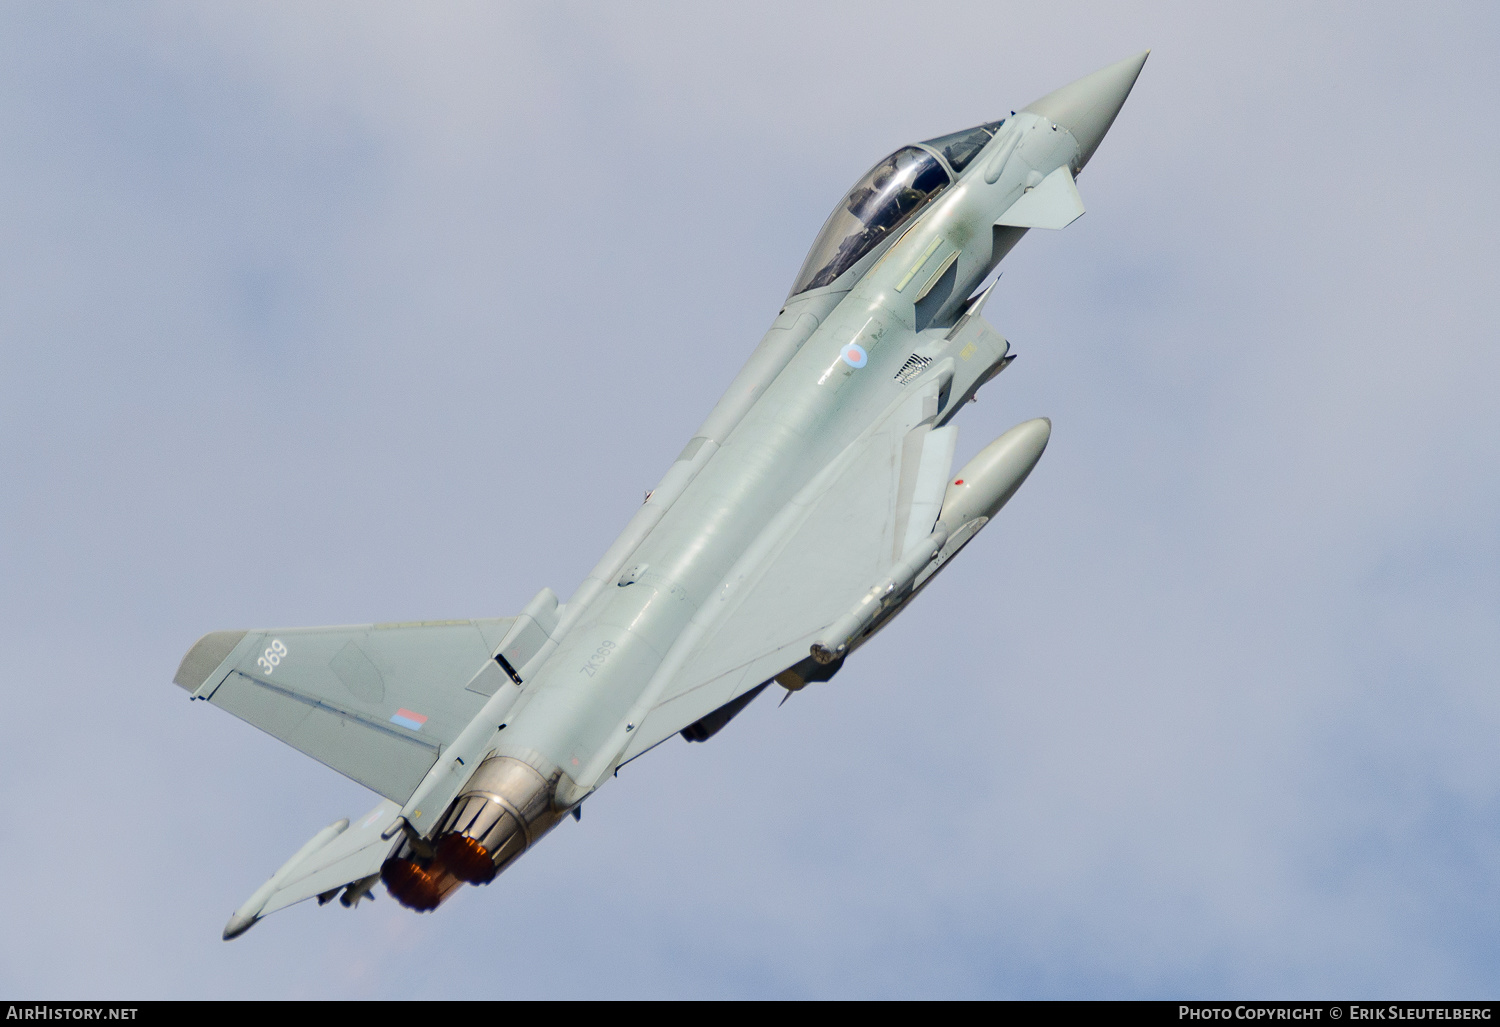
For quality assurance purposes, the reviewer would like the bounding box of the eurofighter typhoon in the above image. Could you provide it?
[175,54,1147,938]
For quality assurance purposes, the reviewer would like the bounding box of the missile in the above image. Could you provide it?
[338,872,379,908]
[811,528,952,664]
[809,417,1050,664]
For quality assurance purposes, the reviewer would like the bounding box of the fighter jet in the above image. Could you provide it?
[175,53,1147,938]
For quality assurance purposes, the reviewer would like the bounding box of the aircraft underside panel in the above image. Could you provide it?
[621,378,957,760]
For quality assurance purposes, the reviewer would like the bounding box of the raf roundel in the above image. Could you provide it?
[840,343,868,369]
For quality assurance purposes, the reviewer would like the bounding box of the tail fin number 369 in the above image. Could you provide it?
[257,639,287,675]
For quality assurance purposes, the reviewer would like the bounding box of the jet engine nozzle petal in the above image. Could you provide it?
[1023,51,1148,169]
[425,756,563,888]
[435,833,497,885]
[380,856,454,912]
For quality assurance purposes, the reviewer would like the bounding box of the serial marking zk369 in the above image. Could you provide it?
[172,53,1148,938]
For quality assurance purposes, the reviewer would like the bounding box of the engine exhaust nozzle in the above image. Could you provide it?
[429,756,561,886]
[380,855,458,912]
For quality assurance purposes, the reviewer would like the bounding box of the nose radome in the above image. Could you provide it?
[1023,51,1148,169]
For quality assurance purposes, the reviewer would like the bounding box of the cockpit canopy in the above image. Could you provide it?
[789,146,950,296]
[921,119,1006,173]
[788,120,1005,297]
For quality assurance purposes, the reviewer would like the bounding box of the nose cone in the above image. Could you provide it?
[1024,51,1148,169]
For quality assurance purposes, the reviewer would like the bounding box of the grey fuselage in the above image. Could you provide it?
[494,108,1086,802]
[200,53,1149,932]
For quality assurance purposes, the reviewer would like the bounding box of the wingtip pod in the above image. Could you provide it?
[221,817,350,940]
[222,909,259,941]
[1024,51,1148,169]
[937,417,1051,529]
[174,630,246,693]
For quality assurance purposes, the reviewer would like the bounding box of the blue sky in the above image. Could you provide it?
[1,1,1498,998]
